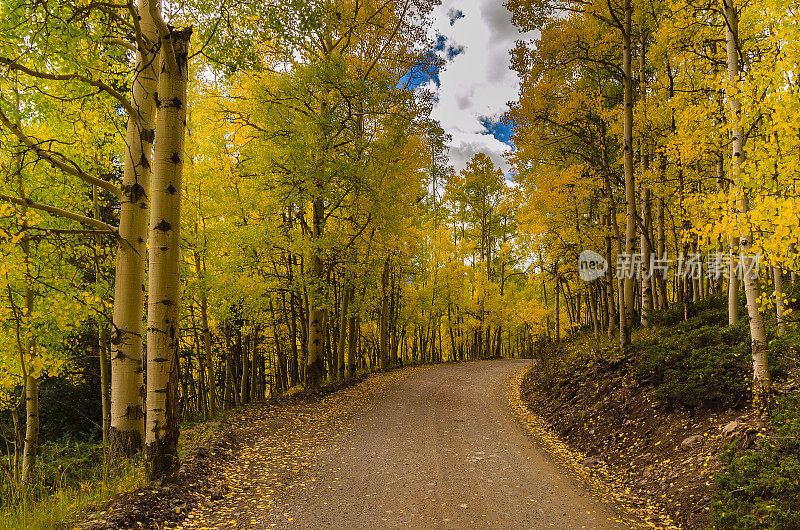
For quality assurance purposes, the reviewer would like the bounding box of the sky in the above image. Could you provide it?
[421,1,537,175]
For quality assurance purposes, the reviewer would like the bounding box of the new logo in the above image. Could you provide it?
[578,250,608,281]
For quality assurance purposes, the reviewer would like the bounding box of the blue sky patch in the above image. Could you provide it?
[479,116,514,147]
[399,51,441,90]
[447,8,465,26]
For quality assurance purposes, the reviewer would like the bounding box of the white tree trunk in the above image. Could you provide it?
[20,271,38,485]
[197,261,218,413]
[621,0,635,347]
[728,236,740,324]
[656,196,668,309]
[109,0,159,462]
[92,185,112,444]
[12,155,39,485]
[639,39,652,327]
[144,26,191,479]
[380,258,390,370]
[347,311,359,378]
[774,266,786,337]
[722,0,771,408]
[641,186,652,327]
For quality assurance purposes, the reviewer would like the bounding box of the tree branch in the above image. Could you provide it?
[21,227,117,236]
[0,194,119,233]
[127,0,147,54]
[103,37,137,52]
[0,106,123,200]
[148,0,178,72]
[0,56,137,117]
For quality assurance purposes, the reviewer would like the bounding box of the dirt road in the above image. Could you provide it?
[248,359,633,529]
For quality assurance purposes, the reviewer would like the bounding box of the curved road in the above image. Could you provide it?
[259,359,632,529]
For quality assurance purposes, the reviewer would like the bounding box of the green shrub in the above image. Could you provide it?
[652,342,750,409]
[0,438,105,508]
[765,331,800,380]
[37,376,103,442]
[712,394,800,529]
[648,302,685,327]
[635,295,797,411]
[648,293,740,328]
[633,310,751,409]
[0,447,143,530]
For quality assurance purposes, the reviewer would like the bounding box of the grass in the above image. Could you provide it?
[4,412,227,529]
[0,458,144,530]
[0,453,144,530]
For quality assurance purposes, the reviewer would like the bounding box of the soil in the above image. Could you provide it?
[71,371,379,530]
[73,360,644,529]
[518,357,766,529]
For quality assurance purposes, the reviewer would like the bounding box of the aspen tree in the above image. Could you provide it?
[0,1,160,463]
[773,266,785,337]
[93,185,111,444]
[306,196,326,387]
[639,40,652,328]
[336,286,352,380]
[621,0,636,348]
[347,309,359,378]
[380,258,391,370]
[109,0,160,462]
[144,21,191,478]
[721,0,770,408]
[19,242,37,486]
[13,163,38,485]
[196,253,218,414]
[656,196,668,310]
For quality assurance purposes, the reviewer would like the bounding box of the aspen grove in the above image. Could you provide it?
[0,0,798,523]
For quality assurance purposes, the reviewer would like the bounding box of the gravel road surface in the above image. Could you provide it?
[258,359,633,529]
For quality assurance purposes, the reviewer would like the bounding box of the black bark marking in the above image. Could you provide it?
[124,182,147,202]
[166,183,177,194]
[141,128,155,143]
[176,51,189,70]
[169,152,181,164]
[124,404,145,419]
[154,219,172,232]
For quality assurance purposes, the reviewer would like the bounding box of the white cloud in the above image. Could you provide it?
[427,0,536,175]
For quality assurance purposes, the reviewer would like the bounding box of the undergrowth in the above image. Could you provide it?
[712,393,800,529]
[0,439,144,530]
[532,288,800,529]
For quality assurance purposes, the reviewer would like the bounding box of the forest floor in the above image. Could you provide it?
[73,359,658,529]
[519,342,771,529]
